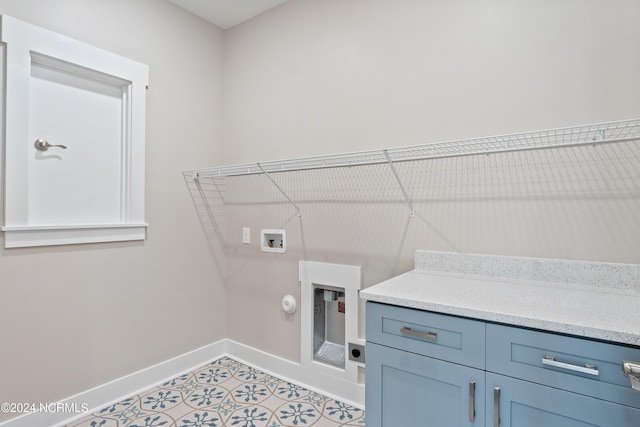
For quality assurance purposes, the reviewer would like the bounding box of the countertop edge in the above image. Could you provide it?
[360,269,640,347]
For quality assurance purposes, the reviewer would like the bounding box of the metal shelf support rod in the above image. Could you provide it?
[383,149,414,218]
[257,162,302,217]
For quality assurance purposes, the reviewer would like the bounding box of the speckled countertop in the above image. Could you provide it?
[360,251,640,346]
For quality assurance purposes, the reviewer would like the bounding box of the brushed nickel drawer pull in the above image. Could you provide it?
[400,327,437,341]
[542,356,599,376]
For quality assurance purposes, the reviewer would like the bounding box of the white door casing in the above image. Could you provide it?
[1,15,148,247]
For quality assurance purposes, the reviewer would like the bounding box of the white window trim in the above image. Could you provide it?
[1,15,148,247]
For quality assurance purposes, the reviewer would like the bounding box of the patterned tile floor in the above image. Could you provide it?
[66,356,365,427]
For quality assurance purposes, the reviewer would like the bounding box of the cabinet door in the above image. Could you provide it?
[487,373,640,427]
[366,342,485,427]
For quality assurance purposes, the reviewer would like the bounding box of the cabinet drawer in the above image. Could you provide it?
[366,302,485,369]
[487,323,640,409]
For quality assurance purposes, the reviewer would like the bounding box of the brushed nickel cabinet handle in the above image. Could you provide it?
[542,355,599,376]
[400,327,437,341]
[494,387,501,427]
[622,360,640,392]
[469,381,476,422]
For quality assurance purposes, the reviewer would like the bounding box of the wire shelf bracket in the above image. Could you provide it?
[257,163,302,217]
[383,149,414,218]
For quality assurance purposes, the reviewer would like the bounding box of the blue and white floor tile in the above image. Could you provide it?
[67,357,365,427]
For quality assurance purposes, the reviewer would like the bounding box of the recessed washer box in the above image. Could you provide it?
[261,229,286,253]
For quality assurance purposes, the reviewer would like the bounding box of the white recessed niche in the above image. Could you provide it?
[1,15,149,247]
[261,229,286,253]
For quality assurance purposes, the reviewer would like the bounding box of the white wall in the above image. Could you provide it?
[224,0,640,163]
[2,1,639,421]
[0,0,226,423]
[221,0,640,362]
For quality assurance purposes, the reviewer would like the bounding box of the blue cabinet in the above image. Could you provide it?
[486,323,640,410]
[366,302,640,426]
[366,301,486,369]
[487,373,640,426]
[366,302,486,426]
[367,342,485,427]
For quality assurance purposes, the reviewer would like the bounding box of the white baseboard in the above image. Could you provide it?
[0,339,364,427]
[0,340,227,427]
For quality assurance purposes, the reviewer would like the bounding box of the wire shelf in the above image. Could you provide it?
[189,119,640,179]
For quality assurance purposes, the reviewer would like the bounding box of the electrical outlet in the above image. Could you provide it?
[242,227,250,244]
[349,342,365,363]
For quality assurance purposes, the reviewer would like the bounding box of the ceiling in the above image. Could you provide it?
[168,0,289,30]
